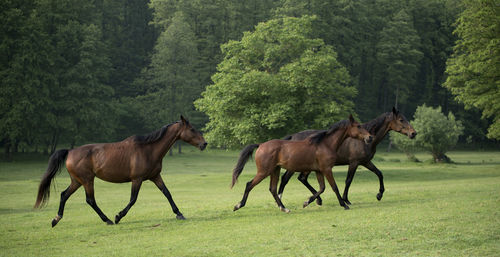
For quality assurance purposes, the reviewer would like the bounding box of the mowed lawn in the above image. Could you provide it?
[0,149,499,256]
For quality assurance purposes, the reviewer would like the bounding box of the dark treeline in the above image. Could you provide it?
[0,0,493,155]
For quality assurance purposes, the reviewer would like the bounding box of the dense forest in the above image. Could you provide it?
[0,0,497,155]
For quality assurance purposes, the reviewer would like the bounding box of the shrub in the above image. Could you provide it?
[391,105,464,163]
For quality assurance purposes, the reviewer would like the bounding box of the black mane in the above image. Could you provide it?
[309,120,349,145]
[134,122,177,145]
[362,113,390,134]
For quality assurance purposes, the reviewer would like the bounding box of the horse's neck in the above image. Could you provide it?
[152,123,181,159]
[324,127,349,153]
[371,118,391,148]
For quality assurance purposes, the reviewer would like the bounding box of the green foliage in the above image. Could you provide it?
[392,104,464,162]
[195,16,356,147]
[376,9,423,108]
[135,11,201,130]
[443,0,500,140]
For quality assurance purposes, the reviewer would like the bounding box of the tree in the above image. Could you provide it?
[443,0,500,140]
[391,104,464,163]
[137,11,200,129]
[195,16,356,147]
[376,9,423,110]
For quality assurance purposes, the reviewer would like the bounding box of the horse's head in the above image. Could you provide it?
[347,114,373,144]
[388,107,417,139]
[179,116,207,150]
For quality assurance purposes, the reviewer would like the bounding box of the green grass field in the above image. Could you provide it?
[0,149,499,256]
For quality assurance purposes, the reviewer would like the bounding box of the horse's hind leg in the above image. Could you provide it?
[234,172,267,211]
[151,174,185,220]
[269,167,289,213]
[298,172,323,205]
[83,180,114,225]
[303,172,325,208]
[52,179,81,227]
[115,179,143,224]
[277,170,294,200]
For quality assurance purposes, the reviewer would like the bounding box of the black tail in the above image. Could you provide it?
[231,144,260,188]
[34,149,69,208]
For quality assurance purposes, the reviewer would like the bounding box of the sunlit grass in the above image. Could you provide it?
[0,149,499,256]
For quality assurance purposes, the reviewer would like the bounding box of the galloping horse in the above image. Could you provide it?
[34,116,207,227]
[231,115,373,213]
[278,107,416,205]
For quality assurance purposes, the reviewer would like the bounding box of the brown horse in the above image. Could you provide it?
[278,107,416,205]
[231,115,373,213]
[34,116,207,227]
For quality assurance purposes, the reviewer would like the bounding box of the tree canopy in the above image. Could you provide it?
[195,16,356,147]
[1,0,497,155]
[443,0,500,139]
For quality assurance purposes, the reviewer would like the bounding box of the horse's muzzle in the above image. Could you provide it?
[364,135,373,144]
[409,131,417,139]
[199,142,208,151]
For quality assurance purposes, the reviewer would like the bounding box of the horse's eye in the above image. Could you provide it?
[357,125,361,129]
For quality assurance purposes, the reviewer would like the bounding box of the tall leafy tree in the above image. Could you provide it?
[138,11,200,129]
[444,0,500,139]
[376,9,423,110]
[195,16,356,147]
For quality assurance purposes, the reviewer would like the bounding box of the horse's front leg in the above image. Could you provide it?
[342,162,359,205]
[363,161,385,201]
[322,168,349,210]
[115,179,143,224]
[151,174,185,220]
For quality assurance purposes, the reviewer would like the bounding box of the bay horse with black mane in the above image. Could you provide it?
[277,107,416,206]
[34,116,207,227]
[231,115,373,213]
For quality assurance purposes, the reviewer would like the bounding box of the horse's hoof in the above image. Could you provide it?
[316,198,323,206]
[280,207,290,213]
[105,220,114,225]
[233,203,241,211]
[176,214,186,220]
[343,205,350,210]
[377,193,383,201]
[115,215,121,224]
[51,215,61,227]
[303,201,309,208]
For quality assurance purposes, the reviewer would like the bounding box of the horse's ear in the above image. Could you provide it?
[392,106,399,115]
[180,115,186,124]
[349,114,355,123]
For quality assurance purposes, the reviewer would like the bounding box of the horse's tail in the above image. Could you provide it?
[34,149,69,208]
[231,144,260,188]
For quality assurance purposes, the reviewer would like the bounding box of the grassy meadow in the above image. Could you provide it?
[0,149,499,256]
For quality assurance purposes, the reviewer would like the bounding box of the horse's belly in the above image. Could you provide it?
[94,169,131,183]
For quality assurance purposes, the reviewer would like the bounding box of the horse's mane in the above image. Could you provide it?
[309,120,349,145]
[362,112,390,134]
[134,122,177,145]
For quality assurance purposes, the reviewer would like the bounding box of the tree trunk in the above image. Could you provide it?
[432,152,451,163]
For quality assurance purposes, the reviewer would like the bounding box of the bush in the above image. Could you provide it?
[391,105,464,163]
